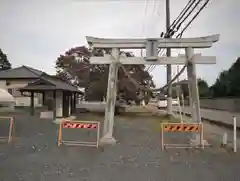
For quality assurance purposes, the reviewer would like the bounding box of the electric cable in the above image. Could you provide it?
[120,0,211,93]
[150,0,209,73]
[150,0,198,73]
[154,0,211,92]
[176,0,210,38]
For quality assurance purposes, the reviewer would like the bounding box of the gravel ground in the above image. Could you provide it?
[0,111,240,181]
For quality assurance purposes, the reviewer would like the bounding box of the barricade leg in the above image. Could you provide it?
[161,124,164,151]
[0,117,14,144]
[8,118,14,143]
[96,122,100,148]
[58,123,63,147]
[200,123,204,149]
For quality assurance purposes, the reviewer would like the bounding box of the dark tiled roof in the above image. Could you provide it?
[41,74,81,92]
[20,74,83,93]
[0,65,44,79]
[23,66,44,76]
[2,65,83,93]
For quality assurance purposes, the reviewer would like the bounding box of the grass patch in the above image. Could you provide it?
[117,112,160,119]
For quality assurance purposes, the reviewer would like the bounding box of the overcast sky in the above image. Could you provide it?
[0,0,239,87]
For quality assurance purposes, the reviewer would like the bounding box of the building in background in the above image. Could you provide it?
[0,88,15,112]
[0,66,45,107]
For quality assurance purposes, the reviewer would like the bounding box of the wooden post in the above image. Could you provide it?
[56,91,63,118]
[62,91,66,117]
[53,90,56,119]
[30,91,34,116]
[42,92,45,106]
[70,93,73,115]
[73,93,77,114]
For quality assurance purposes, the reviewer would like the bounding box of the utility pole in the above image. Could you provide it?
[166,0,172,116]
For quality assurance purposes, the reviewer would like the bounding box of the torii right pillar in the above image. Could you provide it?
[185,47,204,145]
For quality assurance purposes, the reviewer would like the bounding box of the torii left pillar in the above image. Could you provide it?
[99,48,120,145]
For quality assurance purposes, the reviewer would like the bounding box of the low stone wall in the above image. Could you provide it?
[76,101,105,112]
[184,98,240,113]
[200,98,240,112]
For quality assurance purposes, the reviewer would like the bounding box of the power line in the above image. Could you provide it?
[169,0,194,30]
[149,0,197,74]
[154,0,211,91]
[150,0,208,73]
[141,0,149,36]
[170,0,197,33]
[160,0,197,40]
[141,0,149,68]
[146,0,165,73]
[158,0,199,50]
[174,0,202,33]
[144,0,163,72]
[176,0,210,38]
[121,0,211,93]
[152,0,157,17]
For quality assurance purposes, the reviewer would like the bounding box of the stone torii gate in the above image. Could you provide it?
[86,34,220,145]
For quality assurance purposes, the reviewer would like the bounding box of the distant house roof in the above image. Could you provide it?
[0,65,44,79]
[20,74,83,94]
[20,74,83,93]
[0,65,83,94]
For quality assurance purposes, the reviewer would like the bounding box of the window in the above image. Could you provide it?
[0,104,5,108]
[7,88,22,97]
[7,89,13,95]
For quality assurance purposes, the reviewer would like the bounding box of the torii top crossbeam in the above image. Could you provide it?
[86,34,220,49]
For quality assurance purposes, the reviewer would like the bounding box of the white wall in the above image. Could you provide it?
[15,97,41,107]
[56,91,63,117]
[0,79,42,107]
[0,80,7,89]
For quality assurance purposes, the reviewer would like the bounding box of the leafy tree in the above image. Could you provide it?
[211,57,240,97]
[172,78,210,98]
[55,46,155,103]
[0,49,11,71]
[210,71,229,97]
[171,80,188,98]
[197,78,210,98]
[227,58,240,96]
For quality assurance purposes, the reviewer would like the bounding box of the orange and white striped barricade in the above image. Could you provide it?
[58,120,100,148]
[0,116,14,144]
[161,122,204,150]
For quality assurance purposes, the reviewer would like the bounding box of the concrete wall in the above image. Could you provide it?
[77,101,106,112]
[183,98,240,113]
[200,98,240,112]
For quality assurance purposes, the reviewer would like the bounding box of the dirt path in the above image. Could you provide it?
[0,112,240,181]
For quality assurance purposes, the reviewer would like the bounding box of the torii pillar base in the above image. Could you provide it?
[99,134,117,146]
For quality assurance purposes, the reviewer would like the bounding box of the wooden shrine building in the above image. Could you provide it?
[0,65,83,118]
